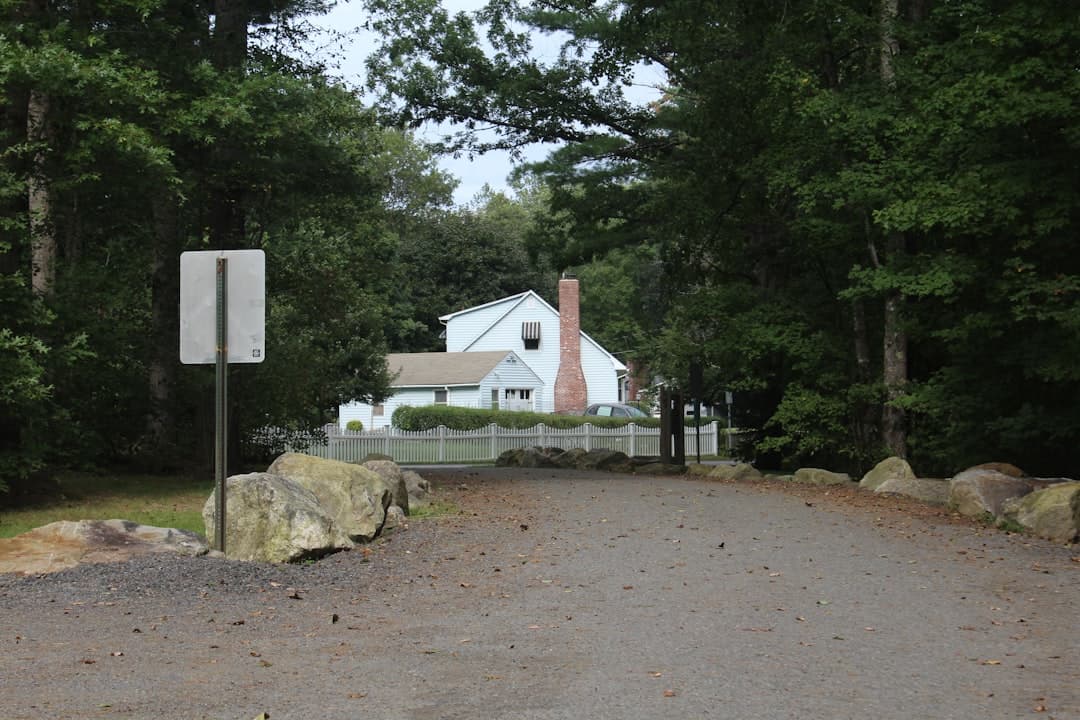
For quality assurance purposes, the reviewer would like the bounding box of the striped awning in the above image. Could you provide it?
[521,321,541,340]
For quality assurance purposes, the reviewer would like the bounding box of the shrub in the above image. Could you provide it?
[345,420,364,432]
[391,405,715,432]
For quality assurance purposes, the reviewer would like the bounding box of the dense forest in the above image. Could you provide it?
[1,0,1076,496]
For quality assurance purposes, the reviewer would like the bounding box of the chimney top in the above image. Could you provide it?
[561,271,577,280]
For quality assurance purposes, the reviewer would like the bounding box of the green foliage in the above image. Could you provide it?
[345,420,364,432]
[391,404,710,432]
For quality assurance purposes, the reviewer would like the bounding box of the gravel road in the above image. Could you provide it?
[1,467,1077,720]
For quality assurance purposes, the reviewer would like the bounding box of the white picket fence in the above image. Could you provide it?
[273,421,725,464]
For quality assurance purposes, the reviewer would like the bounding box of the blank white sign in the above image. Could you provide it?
[180,250,265,364]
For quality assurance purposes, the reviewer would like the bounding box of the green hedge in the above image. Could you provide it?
[391,405,713,432]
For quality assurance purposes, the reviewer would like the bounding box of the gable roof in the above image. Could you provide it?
[387,351,534,387]
[438,290,627,371]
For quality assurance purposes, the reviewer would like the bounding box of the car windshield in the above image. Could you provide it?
[625,405,648,417]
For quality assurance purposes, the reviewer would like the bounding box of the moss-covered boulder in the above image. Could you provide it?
[708,463,763,482]
[635,462,687,475]
[860,457,915,491]
[793,468,851,485]
[1001,482,1080,543]
[268,453,394,541]
[203,472,353,562]
[949,468,1033,518]
[361,460,410,514]
[875,476,950,505]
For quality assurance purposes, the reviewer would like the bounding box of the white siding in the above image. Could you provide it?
[479,353,545,411]
[446,293,624,412]
[453,301,561,412]
[581,341,621,406]
[444,295,525,351]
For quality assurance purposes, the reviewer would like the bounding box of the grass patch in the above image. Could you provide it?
[0,472,212,539]
[409,499,461,520]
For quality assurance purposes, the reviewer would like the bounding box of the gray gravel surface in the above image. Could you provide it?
[1,467,1077,720]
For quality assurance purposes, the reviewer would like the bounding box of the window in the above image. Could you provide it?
[521,321,541,350]
[373,404,384,417]
[434,389,448,405]
[491,388,499,409]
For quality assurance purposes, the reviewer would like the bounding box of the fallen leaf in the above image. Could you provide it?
[110,651,124,657]
[663,690,676,698]
[347,693,367,699]
[650,672,663,678]
[982,659,1002,665]
[1034,703,1047,712]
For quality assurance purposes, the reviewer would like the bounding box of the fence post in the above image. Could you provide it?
[539,422,546,449]
[489,423,498,461]
[629,423,636,457]
[384,428,391,458]
[438,425,446,463]
[585,423,591,451]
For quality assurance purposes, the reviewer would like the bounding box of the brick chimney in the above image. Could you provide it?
[554,274,589,413]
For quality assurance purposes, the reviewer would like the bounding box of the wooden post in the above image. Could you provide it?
[659,386,672,464]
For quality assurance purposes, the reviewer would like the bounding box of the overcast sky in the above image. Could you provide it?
[310,1,552,206]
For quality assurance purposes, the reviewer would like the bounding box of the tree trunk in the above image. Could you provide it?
[27,88,54,298]
[146,191,181,452]
[881,232,908,457]
[878,0,908,458]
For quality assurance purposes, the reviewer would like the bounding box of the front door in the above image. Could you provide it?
[504,388,533,412]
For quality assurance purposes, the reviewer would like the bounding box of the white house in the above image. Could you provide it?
[338,276,626,429]
[439,276,626,414]
[339,350,543,430]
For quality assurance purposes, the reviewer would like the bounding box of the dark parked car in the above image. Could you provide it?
[583,402,649,418]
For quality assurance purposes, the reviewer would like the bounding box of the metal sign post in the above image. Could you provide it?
[180,249,265,555]
[214,257,228,553]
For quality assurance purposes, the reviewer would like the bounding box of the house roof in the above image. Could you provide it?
[437,290,628,372]
[387,351,523,387]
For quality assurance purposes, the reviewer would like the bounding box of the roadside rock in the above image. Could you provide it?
[362,460,410,514]
[579,449,633,472]
[875,476,950,505]
[686,463,713,477]
[268,453,394,539]
[969,462,1025,478]
[708,463,763,482]
[1001,482,1080,543]
[203,472,353,562]
[949,467,1033,518]
[0,520,208,575]
[519,446,564,468]
[381,505,408,535]
[403,470,430,509]
[860,457,915,491]
[793,468,851,485]
[554,448,588,469]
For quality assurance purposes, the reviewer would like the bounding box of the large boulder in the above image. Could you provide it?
[0,520,208,575]
[203,472,353,562]
[1001,482,1080,543]
[268,453,394,540]
[860,457,915,491]
[686,463,714,477]
[708,463,763,482]
[519,446,563,468]
[361,460,410,514]
[554,448,588,469]
[578,448,633,472]
[949,467,1034,518]
[875,476,950,505]
[969,462,1025,478]
[793,468,851,485]
[496,448,525,467]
